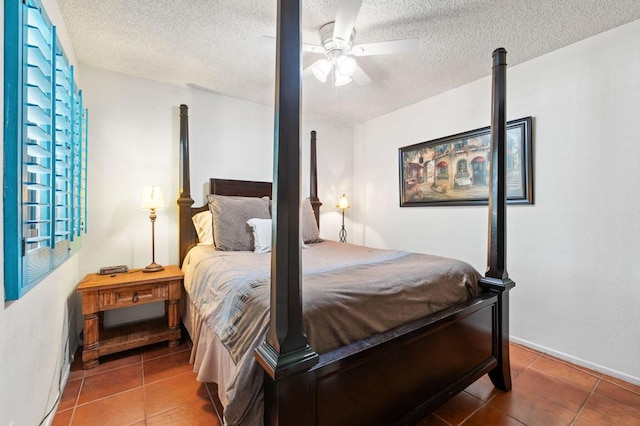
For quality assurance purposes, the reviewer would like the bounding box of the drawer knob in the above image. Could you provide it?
[132,292,139,303]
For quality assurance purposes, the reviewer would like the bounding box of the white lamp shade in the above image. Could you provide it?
[141,185,165,210]
[337,56,357,77]
[312,59,332,83]
[337,194,350,210]
[334,70,352,86]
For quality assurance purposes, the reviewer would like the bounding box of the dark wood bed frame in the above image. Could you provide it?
[177,1,514,424]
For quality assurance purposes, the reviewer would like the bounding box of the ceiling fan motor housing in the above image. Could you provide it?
[319,21,356,55]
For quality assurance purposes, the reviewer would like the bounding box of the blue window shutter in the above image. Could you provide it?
[4,0,89,300]
[23,1,55,285]
[3,0,26,300]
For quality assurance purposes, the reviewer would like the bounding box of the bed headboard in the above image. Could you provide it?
[210,179,272,198]
[177,105,321,266]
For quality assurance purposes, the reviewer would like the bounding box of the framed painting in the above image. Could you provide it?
[399,116,533,207]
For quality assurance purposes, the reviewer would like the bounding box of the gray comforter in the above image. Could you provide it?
[183,241,480,425]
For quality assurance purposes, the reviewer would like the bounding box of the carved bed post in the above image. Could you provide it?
[255,0,319,424]
[177,104,195,267]
[479,48,515,391]
[309,130,322,227]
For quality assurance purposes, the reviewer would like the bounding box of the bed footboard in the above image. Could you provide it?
[262,289,510,425]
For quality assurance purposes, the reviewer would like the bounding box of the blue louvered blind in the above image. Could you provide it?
[4,0,89,300]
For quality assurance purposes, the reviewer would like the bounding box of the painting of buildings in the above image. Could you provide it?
[400,117,532,206]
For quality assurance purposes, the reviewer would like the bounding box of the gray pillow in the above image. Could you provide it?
[207,195,271,251]
[301,198,322,243]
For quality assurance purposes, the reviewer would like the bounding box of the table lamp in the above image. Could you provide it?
[337,194,349,243]
[141,185,164,272]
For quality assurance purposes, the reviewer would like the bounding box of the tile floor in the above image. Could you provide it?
[54,340,640,425]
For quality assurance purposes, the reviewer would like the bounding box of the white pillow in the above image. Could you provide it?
[247,218,272,253]
[192,211,213,245]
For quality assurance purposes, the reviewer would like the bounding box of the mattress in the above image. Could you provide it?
[181,241,481,425]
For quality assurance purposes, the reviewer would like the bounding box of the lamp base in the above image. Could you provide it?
[143,262,164,273]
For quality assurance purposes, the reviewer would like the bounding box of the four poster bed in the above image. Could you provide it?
[177,2,514,425]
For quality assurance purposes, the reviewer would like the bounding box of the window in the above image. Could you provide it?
[4,0,88,300]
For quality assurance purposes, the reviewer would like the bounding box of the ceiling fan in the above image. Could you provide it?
[303,0,419,87]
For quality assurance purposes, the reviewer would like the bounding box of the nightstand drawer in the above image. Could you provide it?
[98,283,168,309]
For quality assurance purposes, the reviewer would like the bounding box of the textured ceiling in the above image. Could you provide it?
[57,0,640,123]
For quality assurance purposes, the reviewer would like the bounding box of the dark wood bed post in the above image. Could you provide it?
[255,0,319,423]
[479,47,516,391]
[177,104,195,267]
[309,130,322,227]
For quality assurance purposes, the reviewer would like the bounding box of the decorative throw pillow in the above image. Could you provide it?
[301,198,322,243]
[192,210,214,245]
[207,195,271,251]
[247,218,272,253]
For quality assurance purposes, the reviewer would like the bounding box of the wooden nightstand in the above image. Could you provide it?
[77,265,183,369]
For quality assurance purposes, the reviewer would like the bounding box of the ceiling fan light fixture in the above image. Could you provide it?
[337,55,357,77]
[334,69,352,87]
[312,59,332,83]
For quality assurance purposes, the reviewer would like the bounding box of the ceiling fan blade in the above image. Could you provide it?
[187,83,218,93]
[333,0,362,44]
[351,64,372,86]
[304,43,325,54]
[352,38,419,56]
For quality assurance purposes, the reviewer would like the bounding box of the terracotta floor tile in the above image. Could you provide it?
[145,371,210,418]
[461,404,525,426]
[594,379,640,409]
[67,352,85,381]
[433,392,484,425]
[574,393,640,425]
[142,338,191,362]
[146,398,222,426]
[509,344,540,367]
[72,388,145,426]
[52,408,73,426]
[55,338,640,426]
[77,364,143,405]
[603,375,640,396]
[83,348,141,377]
[414,413,450,425]
[143,350,192,384]
[57,378,82,411]
[530,356,599,391]
[511,361,528,380]
[490,369,590,425]
[465,374,500,402]
[510,342,541,354]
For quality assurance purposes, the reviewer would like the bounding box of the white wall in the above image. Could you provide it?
[0,1,82,425]
[353,19,640,384]
[78,65,353,324]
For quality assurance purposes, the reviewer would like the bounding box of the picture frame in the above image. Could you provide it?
[399,116,533,207]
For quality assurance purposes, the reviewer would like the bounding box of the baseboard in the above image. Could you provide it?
[510,336,640,386]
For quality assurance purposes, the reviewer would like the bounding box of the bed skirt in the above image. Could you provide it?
[183,290,236,408]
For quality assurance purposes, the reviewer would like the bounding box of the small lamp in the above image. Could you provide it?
[336,194,350,243]
[141,185,164,272]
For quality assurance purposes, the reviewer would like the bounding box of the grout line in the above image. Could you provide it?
[63,377,83,425]
[141,343,191,363]
[599,376,640,397]
[457,400,486,425]
[570,377,600,425]
[432,412,451,425]
[141,354,148,424]
[539,353,603,378]
[74,385,145,408]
